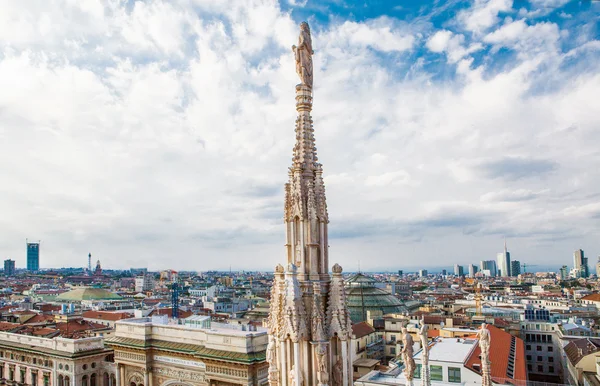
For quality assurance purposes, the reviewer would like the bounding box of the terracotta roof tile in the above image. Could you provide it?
[581,294,600,302]
[82,311,133,321]
[464,325,527,385]
[352,322,375,338]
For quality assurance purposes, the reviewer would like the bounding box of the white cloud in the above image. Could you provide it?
[0,0,598,271]
[458,0,513,33]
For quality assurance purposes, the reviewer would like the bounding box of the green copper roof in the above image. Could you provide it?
[56,288,122,301]
[344,274,406,323]
[106,337,265,364]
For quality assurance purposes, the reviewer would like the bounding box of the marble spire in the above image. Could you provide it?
[267,22,352,386]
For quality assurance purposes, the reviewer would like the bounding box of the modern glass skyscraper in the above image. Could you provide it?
[497,239,511,277]
[573,249,588,278]
[26,241,40,272]
[3,259,15,276]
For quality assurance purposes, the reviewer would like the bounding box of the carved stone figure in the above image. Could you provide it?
[419,317,430,386]
[289,365,303,386]
[332,358,343,386]
[478,324,492,386]
[292,22,314,88]
[315,344,328,384]
[401,327,415,383]
[266,338,276,368]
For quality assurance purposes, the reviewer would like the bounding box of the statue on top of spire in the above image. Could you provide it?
[292,22,314,88]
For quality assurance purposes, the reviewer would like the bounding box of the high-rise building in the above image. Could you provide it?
[26,241,40,272]
[419,269,428,277]
[573,249,589,278]
[266,23,352,386]
[441,269,447,276]
[4,259,15,276]
[397,270,403,277]
[511,260,521,277]
[497,239,511,277]
[596,256,600,278]
[559,265,569,280]
[480,260,497,277]
[468,264,478,278]
[454,264,464,277]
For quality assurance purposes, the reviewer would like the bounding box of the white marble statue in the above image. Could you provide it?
[401,327,415,385]
[315,344,328,384]
[419,317,430,386]
[478,324,492,386]
[289,365,303,386]
[332,358,343,386]
[292,22,314,88]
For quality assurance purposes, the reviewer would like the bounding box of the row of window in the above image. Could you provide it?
[525,345,553,352]
[0,365,50,386]
[525,334,553,343]
[412,364,461,383]
[526,355,554,363]
[527,364,555,373]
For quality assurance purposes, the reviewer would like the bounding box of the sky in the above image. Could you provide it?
[0,0,599,272]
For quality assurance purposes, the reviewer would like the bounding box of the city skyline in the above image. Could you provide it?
[0,1,599,271]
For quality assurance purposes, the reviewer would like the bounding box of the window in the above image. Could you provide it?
[549,366,554,373]
[548,335,552,342]
[527,364,532,371]
[390,347,396,355]
[32,373,38,386]
[538,365,543,372]
[353,366,358,373]
[413,364,421,379]
[549,357,554,363]
[431,366,443,381]
[537,346,542,351]
[548,346,553,352]
[391,335,396,342]
[537,356,542,361]
[448,367,461,383]
[526,355,532,360]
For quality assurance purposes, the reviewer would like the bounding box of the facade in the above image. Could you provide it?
[27,242,40,272]
[266,22,353,386]
[4,259,15,276]
[108,318,267,386]
[520,320,562,383]
[496,240,510,277]
[134,275,154,293]
[573,249,589,278]
[480,260,497,277]
[0,331,115,386]
[453,264,463,277]
[560,265,569,280]
[511,260,521,277]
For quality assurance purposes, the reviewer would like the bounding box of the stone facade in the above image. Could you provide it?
[108,318,268,386]
[0,332,116,386]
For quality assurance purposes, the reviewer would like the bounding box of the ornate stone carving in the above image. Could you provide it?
[288,365,303,386]
[292,22,314,88]
[315,344,328,385]
[478,324,492,386]
[419,316,430,386]
[401,327,415,385]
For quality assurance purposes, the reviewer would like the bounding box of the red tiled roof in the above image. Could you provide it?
[23,314,55,325]
[0,322,20,331]
[149,308,193,318]
[581,294,600,302]
[464,325,527,386]
[564,338,600,366]
[352,322,376,338]
[82,311,133,321]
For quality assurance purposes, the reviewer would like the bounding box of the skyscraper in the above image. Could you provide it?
[266,23,352,386]
[4,259,15,276]
[596,256,600,278]
[454,264,464,277]
[573,249,589,278]
[511,260,521,277]
[480,260,497,277]
[559,265,569,280]
[497,239,511,277]
[26,241,40,272]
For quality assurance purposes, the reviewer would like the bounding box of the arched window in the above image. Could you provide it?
[110,374,116,386]
[58,375,64,386]
[90,374,97,386]
[103,373,109,386]
[65,376,70,386]
[82,375,88,386]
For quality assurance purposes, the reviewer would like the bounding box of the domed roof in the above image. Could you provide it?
[56,288,122,301]
[345,273,406,323]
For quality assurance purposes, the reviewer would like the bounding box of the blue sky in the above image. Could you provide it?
[0,0,599,272]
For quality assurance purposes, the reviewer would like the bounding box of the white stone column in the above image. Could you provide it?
[341,342,348,386]
[115,365,120,386]
[293,342,301,386]
[280,340,287,386]
[143,369,148,386]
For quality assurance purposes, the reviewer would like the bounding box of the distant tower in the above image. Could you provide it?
[94,260,102,276]
[171,282,180,318]
[88,253,92,275]
[4,259,16,276]
[497,238,511,277]
[26,240,40,272]
[573,249,588,278]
